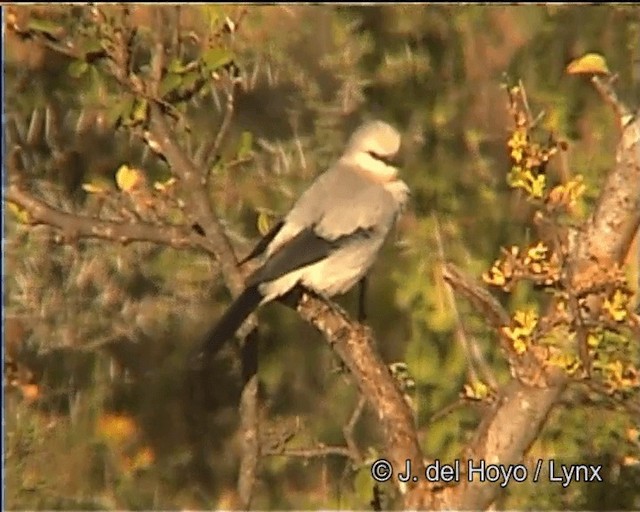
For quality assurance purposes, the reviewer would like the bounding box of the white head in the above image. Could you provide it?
[340,120,403,182]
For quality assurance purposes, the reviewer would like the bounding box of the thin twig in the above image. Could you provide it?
[592,74,632,124]
[196,82,236,169]
[263,445,353,459]
[424,397,467,426]
[149,17,165,98]
[342,394,366,463]
[434,216,487,386]
[518,78,534,125]
[9,27,85,61]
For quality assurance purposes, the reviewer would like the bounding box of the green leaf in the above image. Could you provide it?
[83,39,104,56]
[68,60,89,78]
[181,70,201,91]
[168,58,184,74]
[237,131,253,158]
[202,48,233,72]
[106,96,134,128]
[87,65,103,103]
[132,99,149,123]
[159,73,182,97]
[27,17,61,36]
[168,58,193,74]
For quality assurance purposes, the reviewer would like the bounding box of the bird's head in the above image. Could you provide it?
[341,120,404,182]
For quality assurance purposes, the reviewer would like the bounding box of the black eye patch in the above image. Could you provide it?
[367,150,401,167]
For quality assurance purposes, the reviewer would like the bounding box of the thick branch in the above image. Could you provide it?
[579,81,640,265]
[296,292,431,498]
[439,379,566,509]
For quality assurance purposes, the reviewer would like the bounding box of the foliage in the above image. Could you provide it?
[3,4,639,510]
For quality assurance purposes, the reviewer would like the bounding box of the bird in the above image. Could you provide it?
[193,120,410,365]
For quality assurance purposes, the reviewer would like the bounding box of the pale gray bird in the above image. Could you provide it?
[195,120,409,361]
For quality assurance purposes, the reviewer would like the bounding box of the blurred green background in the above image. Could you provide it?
[3,5,639,510]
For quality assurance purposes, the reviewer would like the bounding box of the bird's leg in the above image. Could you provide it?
[357,276,368,323]
[280,286,304,308]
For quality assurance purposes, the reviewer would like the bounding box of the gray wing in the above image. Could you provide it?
[246,225,374,287]
[266,163,398,255]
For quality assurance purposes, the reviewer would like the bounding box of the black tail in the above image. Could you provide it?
[190,285,263,368]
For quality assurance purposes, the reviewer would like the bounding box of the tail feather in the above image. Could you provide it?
[191,285,263,366]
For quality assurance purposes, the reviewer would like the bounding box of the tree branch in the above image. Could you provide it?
[5,183,206,251]
[146,104,245,295]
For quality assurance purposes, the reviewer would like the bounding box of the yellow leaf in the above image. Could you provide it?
[527,241,548,262]
[482,266,506,287]
[513,337,528,355]
[511,148,523,163]
[257,211,272,236]
[463,380,490,400]
[530,174,546,199]
[603,289,630,322]
[514,309,538,334]
[116,165,145,193]
[566,53,610,75]
[7,201,32,224]
[548,352,580,375]
[587,331,602,348]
